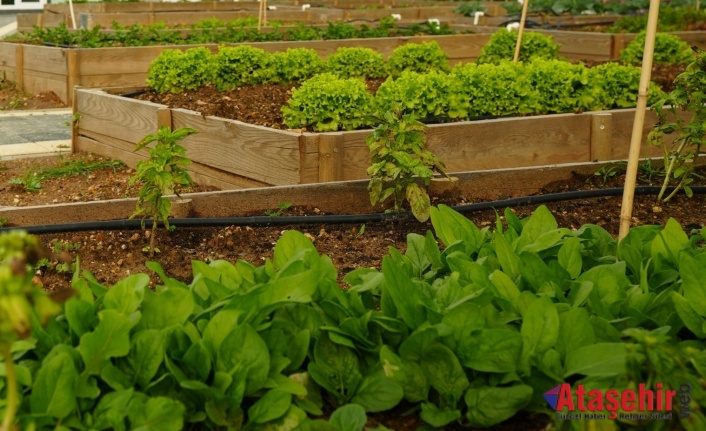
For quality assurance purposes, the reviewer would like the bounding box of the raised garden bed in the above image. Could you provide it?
[73,84,676,190]
[0,33,493,105]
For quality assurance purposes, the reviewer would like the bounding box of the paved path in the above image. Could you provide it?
[0,13,17,37]
[0,109,72,159]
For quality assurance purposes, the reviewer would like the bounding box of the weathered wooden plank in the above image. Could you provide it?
[534,30,613,58]
[318,134,343,182]
[77,44,218,77]
[76,89,160,144]
[610,109,663,159]
[171,109,302,186]
[0,43,16,70]
[22,45,67,75]
[76,133,262,190]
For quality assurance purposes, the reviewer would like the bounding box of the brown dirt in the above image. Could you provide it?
[0,79,66,110]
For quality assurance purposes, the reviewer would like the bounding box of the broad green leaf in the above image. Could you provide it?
[556,308,595,360]
[30,351,77,418]
[381,255,431,330]
[651,218,689,269]
[351,369,403,413]
[458,329,522,373]
[78,309,134,376]
[247,389,291,424]
[64,297,96,337]
[489,270,521,306]
[136,284,194,330]
[465,384,533,427]
[419,402,461,428]
[405,233,431,275]
[128,396,185,431]
[521,296,560,358]
[420,344,468,401]
[430,205,485,254]
[329,404,367,431]
[121,329,165,388]
[218,324,270,395]
[493,232,520,280]
[565,343,626,377]
[679,253,706,316]
[273,230,318,269]
[103,274,148,315]
[92,389,134,430]
[380,345,429,403]
[406,182,431,222]
[201,309,242,357]
[672,292,706,338]
[518,205,557,244]
[558,237,582,279]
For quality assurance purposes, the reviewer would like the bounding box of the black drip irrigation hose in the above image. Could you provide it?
[4,186,706,235]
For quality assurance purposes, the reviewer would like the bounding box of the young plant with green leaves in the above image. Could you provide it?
[649,50,706,201]
[146,47,214,94]
[0,231,61,430]
[476,29,560,65]
[620,32,696,66]
[324,47,387,79]
[269,48,324,83]
[282,73,375,132]
[129,126,196,257]
[212,45,272,90]
[386,41,450,77]
[366,109,447,222]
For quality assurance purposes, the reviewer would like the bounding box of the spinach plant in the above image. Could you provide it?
[649,50,706,201]
[129,126,196,257]
[366,109,447,222]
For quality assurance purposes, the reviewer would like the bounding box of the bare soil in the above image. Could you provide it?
[0,79,66,110]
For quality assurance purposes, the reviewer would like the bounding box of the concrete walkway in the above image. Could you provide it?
[0,109,73,159]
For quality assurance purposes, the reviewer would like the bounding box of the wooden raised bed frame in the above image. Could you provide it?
[1,34,495,105]
[73,86,668,191]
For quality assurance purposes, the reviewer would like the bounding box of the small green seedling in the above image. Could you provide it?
[129,126,196,257]
[264,202,293,216]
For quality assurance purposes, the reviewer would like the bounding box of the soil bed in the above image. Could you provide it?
[133,65,685,129]
[0,79,66,110]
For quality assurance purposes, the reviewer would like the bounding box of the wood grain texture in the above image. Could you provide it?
[78,45,218,76]
[171,109,302,186]
[23,74,67,104]
[590,113,613,161]
[318,134,343,182]
[0,43,16,69]
[76,89,161,144]
[23,45,67,74]
[534,30,613,59]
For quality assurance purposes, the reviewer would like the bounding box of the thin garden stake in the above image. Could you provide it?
[258,0,265,31]
[618,0,661,242]
[513,0,531,62]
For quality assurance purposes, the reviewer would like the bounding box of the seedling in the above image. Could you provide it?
[8,166,42,192]
[264,202,293,216]
[7,156,124,193]
[129,126,196,257]
[367,109,447,222]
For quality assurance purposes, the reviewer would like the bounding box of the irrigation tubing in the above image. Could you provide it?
[4,186,706,235]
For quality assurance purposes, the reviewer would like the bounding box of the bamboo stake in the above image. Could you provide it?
[264,0,268,27]
[513,0,531,62]
[258,0,265,31]
[618,0,661,242]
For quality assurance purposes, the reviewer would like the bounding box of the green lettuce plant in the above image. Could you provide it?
[386,41,450,77]
[146,47,214,94]
[324,47,387,79]
[270,48,325,84]
[451,61,539,117]
[129,126,196,257]
[620,32,696,65]
[476,29,560,65]
[212,45,272,91]
[525,60,599,113]
[282,73,375,132]
[374,71,469,120]
[366,109,447,222]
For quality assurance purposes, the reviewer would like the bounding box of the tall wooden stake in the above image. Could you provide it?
[618,0,661,242]
[258,0,265,31]
[513,0,531,62]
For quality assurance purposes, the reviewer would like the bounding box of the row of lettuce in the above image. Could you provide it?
[14,17,454,48]
[1,205,705,430]
[145,29,697,132]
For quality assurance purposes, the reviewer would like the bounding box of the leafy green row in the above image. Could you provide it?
[146,41,450,93]
[3,205,705,429]
[282,60,665,132]
[16,17,454,48]
[607,5,706,33]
